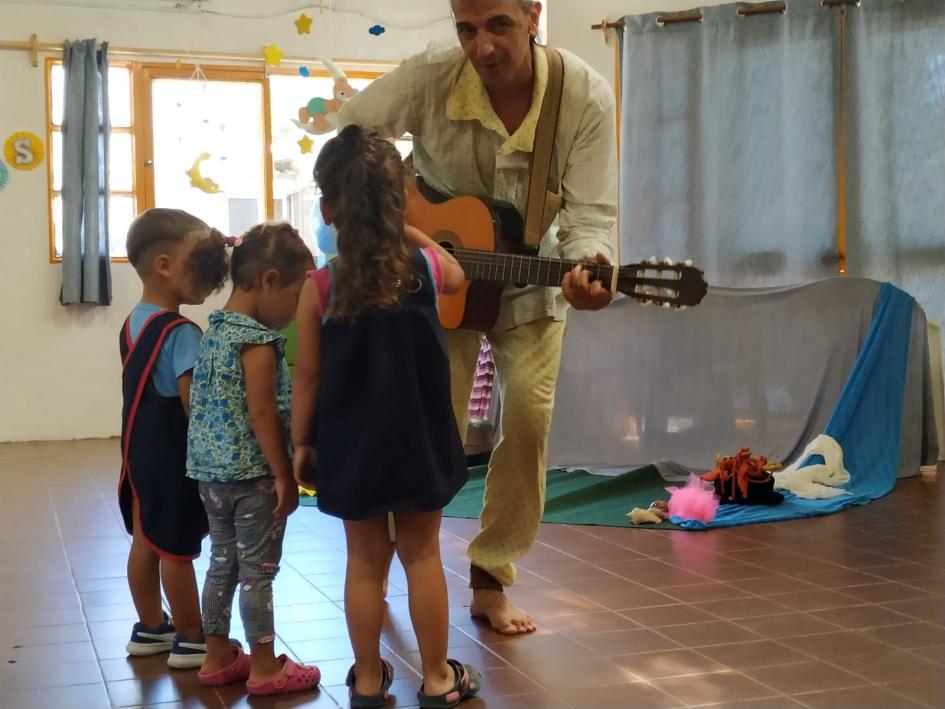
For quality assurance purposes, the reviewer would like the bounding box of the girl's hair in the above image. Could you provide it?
[230,222,315,290]
[313,124,413,319]
[126,208,228,293]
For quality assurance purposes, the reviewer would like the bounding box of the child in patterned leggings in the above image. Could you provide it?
[186,223,319,696]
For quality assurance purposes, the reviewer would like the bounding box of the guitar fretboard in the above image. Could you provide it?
[453,249,617,290]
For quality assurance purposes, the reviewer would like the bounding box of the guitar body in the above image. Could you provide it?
[405,188,526,332]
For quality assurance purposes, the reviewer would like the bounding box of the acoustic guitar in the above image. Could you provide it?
[405,188,708,331]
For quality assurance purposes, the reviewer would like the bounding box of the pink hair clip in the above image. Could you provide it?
[223,235,244,248]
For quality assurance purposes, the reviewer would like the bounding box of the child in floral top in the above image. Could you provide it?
[186,222,318,697]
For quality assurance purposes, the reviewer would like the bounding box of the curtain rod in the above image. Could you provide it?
[0,35,398,70]
[591,0,859,31]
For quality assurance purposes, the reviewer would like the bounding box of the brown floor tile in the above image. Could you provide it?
[692,596,792,619]
[740,612,840,639]
[0,683,111,709]
[797,684,928,709]
[697,639,808,670]
[660,583,754,604]
[612,648,728,679]
[860,622,945,649]
[909,645,945,665]
[882,596,945,623]
[620,604,717,628]
[811,604,913,630]
[546,610,640,635]
[556,681,682,709]
[2,442,943,708]
[650,669,775,705]
[842,648,944,683]
[0,659,102,689]
[779,630,892,660]
[658,620,764,648]
[841,582,932,603]
[742,660,866,694]
[767,589,855,612]
[882,675,945,708]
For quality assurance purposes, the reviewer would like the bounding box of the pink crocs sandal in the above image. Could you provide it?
[197,641,251,687]
[246,655,321,696]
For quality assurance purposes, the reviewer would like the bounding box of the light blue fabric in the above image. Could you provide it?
[673,283,915,529]
[186,311,291,483]
[618,0,841,288]
[129,303,201,397]
[60,39,111,305]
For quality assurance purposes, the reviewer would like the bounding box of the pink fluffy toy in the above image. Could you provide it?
[666,473,720,523]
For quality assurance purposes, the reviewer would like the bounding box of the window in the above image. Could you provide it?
[47,61,136,260]
[268,71,411,259]
[46,61,402,262]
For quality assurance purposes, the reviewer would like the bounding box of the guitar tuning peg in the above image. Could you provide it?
[662,257,674,266]
[684,259,693,267]
[661,302,672,309]
[647,256,658,265]
[678,304,688,310]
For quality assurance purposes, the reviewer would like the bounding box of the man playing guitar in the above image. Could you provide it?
[338,0,616,635]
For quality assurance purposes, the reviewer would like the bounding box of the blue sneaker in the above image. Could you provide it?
[126,613,176,656]
[167,634,208,669]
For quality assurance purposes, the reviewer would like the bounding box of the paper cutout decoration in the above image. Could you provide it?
[295,13,313,34]
[0,161,8,191]
[186,152,221,194]
[299,66,310,77]
[298,135,314,154]
[4,131,44,171]
[293,58,359,135]
[263,44,284,67]
[368,24,386,36]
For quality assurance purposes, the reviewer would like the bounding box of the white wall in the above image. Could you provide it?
[0,0,456,442]
[0,0,731,442]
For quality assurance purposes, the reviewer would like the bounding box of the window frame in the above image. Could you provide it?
[45,60,387,263]
[45,57,138,263]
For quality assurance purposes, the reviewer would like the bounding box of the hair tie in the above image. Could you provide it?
[223,235,243,248]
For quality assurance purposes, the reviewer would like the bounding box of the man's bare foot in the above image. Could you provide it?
[470,589,536,635]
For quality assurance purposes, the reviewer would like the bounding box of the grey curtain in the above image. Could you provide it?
[619,0,842,287]
[60,39,111,305]
[844,0,945,348]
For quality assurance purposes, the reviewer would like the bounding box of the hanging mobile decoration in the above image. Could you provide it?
[263,44,284,66]
[0,160,9,191]
[186,152,221,194]
[4,131,44,171]
[297,135,314,154]
[293,58,359,135]
[295,12,313,34]
[368,24,386,36]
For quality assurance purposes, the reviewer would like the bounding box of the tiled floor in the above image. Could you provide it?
[1,439,943,709]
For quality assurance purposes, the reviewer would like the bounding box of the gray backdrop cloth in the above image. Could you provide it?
[547,277,939,481]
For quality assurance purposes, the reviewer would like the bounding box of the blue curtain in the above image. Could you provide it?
[60,39,111,305]
[618,0,843,288]
[843,0,945,362]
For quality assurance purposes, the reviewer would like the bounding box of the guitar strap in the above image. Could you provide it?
[523,45,565,249]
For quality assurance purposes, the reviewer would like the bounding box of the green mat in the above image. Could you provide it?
[301,465,679,529]
[444,464,679,529]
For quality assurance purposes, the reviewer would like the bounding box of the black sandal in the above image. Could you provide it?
[346,658,394,709]
[417,659,481,708]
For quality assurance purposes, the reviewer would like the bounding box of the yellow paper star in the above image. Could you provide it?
[298,135,314,154]
[295,13,313,34]
[263,44,284,67]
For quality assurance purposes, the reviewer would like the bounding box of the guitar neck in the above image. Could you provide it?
[453,249,615,290]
